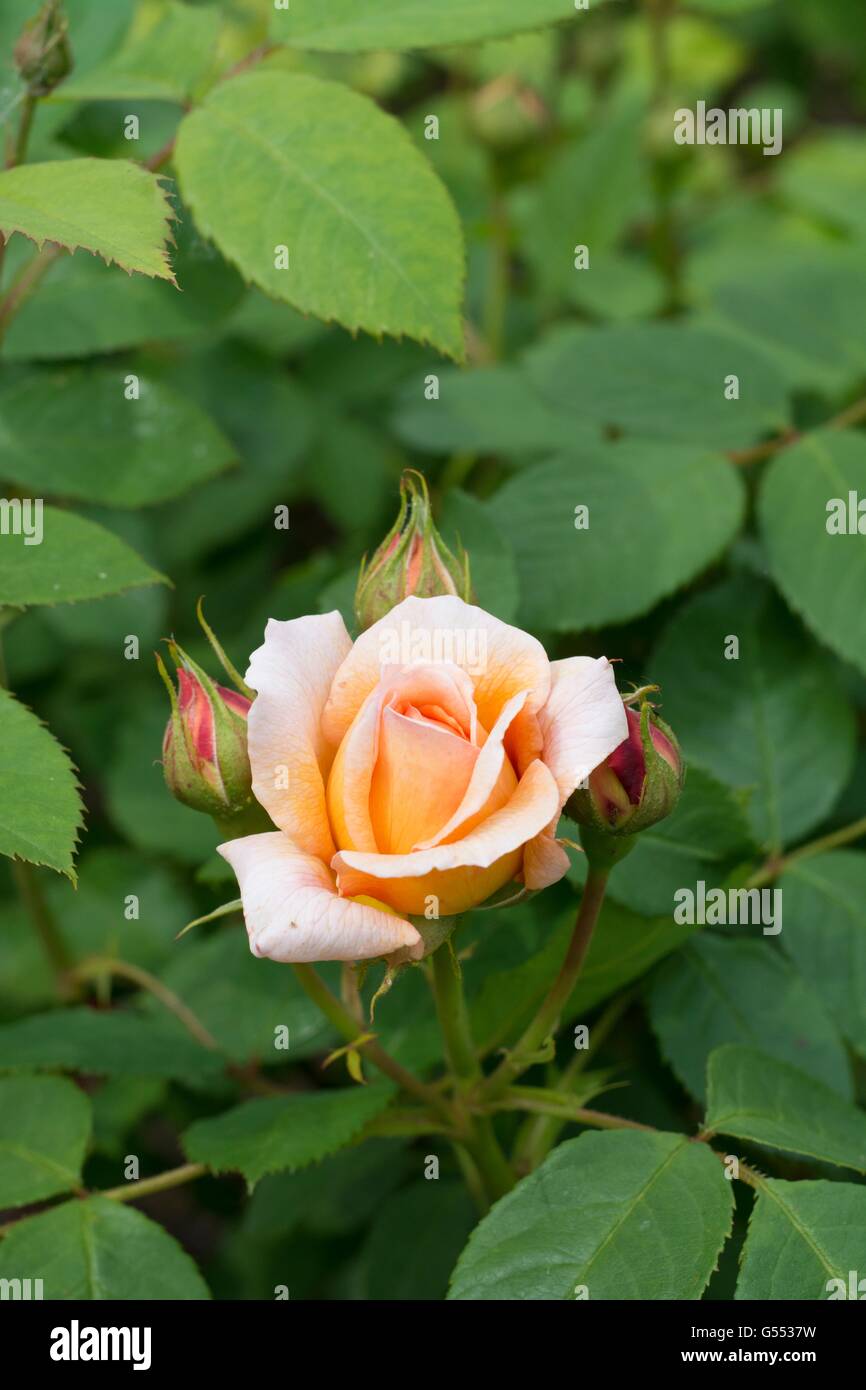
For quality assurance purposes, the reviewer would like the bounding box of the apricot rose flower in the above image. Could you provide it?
[218,596,627,964]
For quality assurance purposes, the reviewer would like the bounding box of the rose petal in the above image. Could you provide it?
[413,689,526,850]
[369,704,479,853]
[245,612,352,861]
[327,663,479,854]
[321,595,551,747]
[539,657,628,809]
[218,832,420,963]
[334,758,559,883]
[523,831,571,891]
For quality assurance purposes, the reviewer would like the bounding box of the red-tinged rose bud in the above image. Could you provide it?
[355,469,471,630]
[157,641,253,822]
[566,688,684,838]
[14,0,71,96]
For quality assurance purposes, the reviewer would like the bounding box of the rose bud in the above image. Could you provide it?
[14,0,72,97]
[566,690,683,836]
[355,469,471,630]
[157,641,253,823]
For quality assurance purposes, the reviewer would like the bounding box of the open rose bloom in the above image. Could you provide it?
[219,596,628,964]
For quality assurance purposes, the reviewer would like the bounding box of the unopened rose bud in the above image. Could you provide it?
[14,0,72,97]
[567,690,684,836]
[355,469,471,630]
[157,641,253,821]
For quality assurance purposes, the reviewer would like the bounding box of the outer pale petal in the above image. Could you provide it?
[523,831,571,891]
[245,612,352,861]
[218,832,420,963]
[321,596,551,746]
[334,759,559,883]
[539,657,628,809]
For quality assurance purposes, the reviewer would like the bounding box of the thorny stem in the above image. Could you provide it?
[746,812,866,889]
[729,393,866,467]
[0,91,37,289]
[0,243,62,345]
[72,955,220,1051]
[71,954,284,1096]
[493,1090,654,1133]
[483,190,510,361]
[10,859,73,996]
[99,1163,207,1203]
[5,90,36,170]
[430,945,516,1203]
[644,0,681,310]
[292,962,455,1126]
[482,869,611,1103]
[512,989,635,1169]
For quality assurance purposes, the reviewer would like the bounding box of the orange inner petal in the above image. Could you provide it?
[369,704,479,854]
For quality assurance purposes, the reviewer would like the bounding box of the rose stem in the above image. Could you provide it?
[430,945,516,1202]
[482,867,610,1103]
[291,962,454,1126]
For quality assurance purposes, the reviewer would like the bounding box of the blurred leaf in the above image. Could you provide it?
[361,1180,476,1300]
[51,846,195,973]
[651,578,856,850]
[0,507,166,606]
[619,12,748,103]
[183,1084,394,1186]
[0,1074,90,1208]
[569,901,699,1018]
[90,1076,166,1157]
[152,929,338,1066]
[58,0,222,102]
[777,131,866,238]
[648,935,852,1103]
[0,369,234,506]
[175,72,465,357]
[41,581,168,652]
[705,1045,866,1171]
[391,365,583,457]
[526,322,790,449]
[708,250,866,397]
[0,160,176,281]
[565,252,666,322]
[760,430,866,679]
[147,344,313,563]
[0,1008,222,1085]
[514,97,650,304]
[688,0,769,10]
[779,851,866,1062]
[308,414,396,537]
[439,488,519,622]
[449,1130,733,1299]
[472,899,698,1052]
[103,697,220,865]
[0,1197,210,1298]
[0,689,82,879]
[270,0,590,50]
[243,1139,411,1242]
[488,447,744,631]
[56,97,182,162]
[737,1179,866,1300]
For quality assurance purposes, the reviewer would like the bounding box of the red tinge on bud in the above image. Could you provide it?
[567,690,684,836]
[158,642,253,821]
[354,469,471,630]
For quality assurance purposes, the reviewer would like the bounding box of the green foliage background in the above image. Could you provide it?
[1,0,866,1301]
